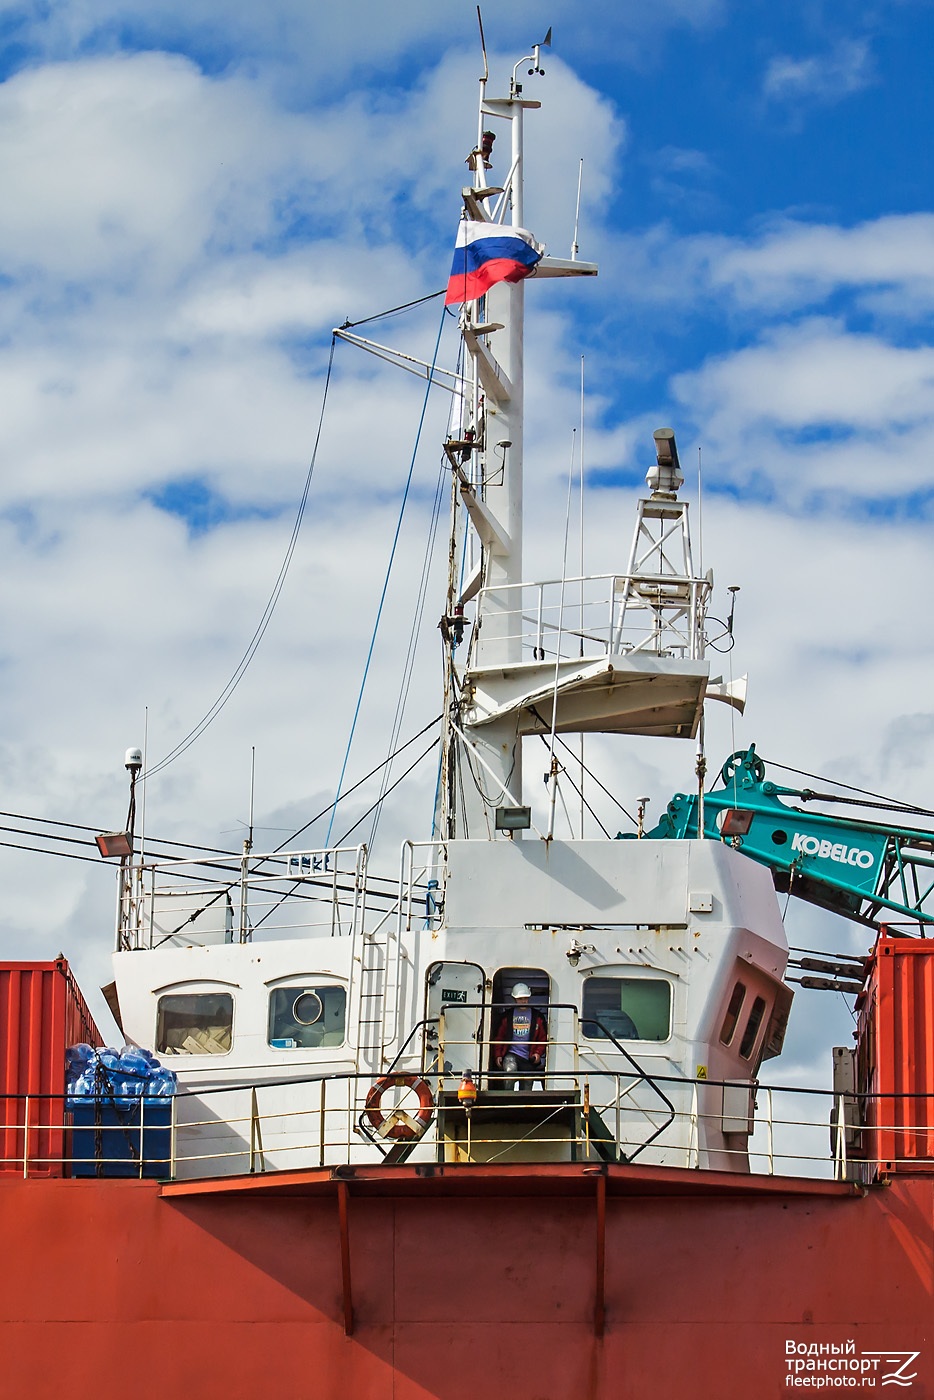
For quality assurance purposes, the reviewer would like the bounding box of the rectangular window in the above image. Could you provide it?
[739,995,767,1060]
[268,985,347,1049]
[157,992,233,1055]
[582,977,671,1042]
[719,982,746,1046]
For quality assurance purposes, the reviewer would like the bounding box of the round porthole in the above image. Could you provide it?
[771,829,788,846]
[293,991,323,1025]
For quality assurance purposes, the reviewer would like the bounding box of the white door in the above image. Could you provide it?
[425,962,485,1078]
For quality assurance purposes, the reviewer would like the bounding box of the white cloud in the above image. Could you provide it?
[654,146,714,177]
[0,0,726,92]
[0,45,623,527]
[679,318,934,432]
[0,53,312,280]
[763,37,874,106]
[710,214,934,312]
[666,318,934,511]
[171,248,418,339]
[584,212,934,326]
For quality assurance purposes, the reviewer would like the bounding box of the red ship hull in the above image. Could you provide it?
[3,1164,930,1399]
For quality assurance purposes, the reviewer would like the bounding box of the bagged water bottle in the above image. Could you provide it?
[65,1043,177,1104]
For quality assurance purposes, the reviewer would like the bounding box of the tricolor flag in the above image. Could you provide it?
[445,221,543,306]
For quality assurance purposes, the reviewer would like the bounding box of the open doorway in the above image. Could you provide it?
[489,968,550,1084]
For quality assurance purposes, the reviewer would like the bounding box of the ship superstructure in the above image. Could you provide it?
[105,46,792,1183]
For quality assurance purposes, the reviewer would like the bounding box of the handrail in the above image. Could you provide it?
[433,1001,677,1162]
[118,844,373,951]
[474,570,710,663]
[6,1075,934,1181]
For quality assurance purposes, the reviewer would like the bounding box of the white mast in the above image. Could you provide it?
[443,39,552,836]
[444,36,722,842]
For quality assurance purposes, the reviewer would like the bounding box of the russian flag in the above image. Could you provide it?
[445,221,543,306]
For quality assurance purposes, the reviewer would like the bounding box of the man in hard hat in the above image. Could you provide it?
[492,983,547,1091]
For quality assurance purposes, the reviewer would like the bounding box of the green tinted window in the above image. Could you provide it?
[582,978,671,1042]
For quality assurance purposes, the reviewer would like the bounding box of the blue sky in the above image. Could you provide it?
[1,0,933,1063]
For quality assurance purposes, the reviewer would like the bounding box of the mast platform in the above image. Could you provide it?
[464,652,709,739]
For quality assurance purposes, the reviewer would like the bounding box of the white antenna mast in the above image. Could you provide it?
[239,746,255,944]
[571,158,583,261]
[248,744,256,848]
[579,356,585,838]
[476,6,489,150]
[546,429,577,841]
[139,705,148,869]
[696,449,706,838]
[697,444,704,576]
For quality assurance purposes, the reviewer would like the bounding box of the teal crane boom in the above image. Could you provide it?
[644,745,934,932]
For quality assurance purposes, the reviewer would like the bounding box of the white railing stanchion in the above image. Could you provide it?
[833,1095,848,1182]
[687,1083,699,1169]
[319,1079,327,1167]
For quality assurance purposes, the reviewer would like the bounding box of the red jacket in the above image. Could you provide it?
[492,1006,547,1065]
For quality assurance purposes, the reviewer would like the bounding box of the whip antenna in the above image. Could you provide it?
[477,7,488,82]
[572,158,583,260]
[476,8,489,158]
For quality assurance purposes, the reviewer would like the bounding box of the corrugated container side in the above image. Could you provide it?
[861,937,934,1175]
[0,959,102,1176]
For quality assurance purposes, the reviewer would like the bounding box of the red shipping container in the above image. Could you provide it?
[857,935,934,1176]
[0,958,102,1176]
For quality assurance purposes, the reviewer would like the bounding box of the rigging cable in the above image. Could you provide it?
[0,718,442,877]
[275,713,442,853]
[248,735,441,936]
[325,301,449,846]
[369,452,449,849]
[0,832,266,871]
[0,838,102,867]
[555,734,637,829]
[756,758,934,822]
[336,736,441,848]
[143,337,338,781]
[535,735,611,839]
[339,289,446,330]
[0,808,238,856]
[545,430,578,840]
[528,707,637,830]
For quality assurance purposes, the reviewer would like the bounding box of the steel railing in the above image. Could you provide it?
[6,1076,934,1185]
[473,572,710,665]
[116,844,371,951]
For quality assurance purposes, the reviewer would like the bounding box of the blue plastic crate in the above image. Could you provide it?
[69,1099,171,1178]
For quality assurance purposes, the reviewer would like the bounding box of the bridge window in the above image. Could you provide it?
[739,995,768,1060]
[268,985,347,1049]
[157,992,233,1055]
[582,978,670,1042]
[719,982,746,1046]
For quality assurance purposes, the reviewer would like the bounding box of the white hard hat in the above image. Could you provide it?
[512,982,532,999]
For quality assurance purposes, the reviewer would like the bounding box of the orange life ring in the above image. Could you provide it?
[365,1074,435,1141]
